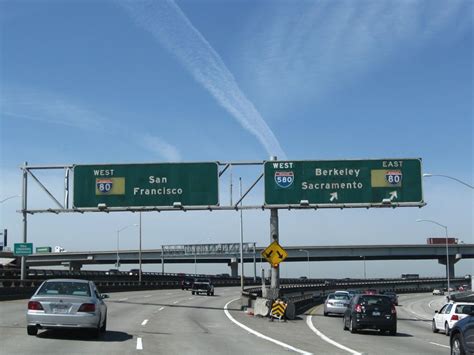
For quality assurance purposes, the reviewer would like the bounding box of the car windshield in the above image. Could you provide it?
[37,281,91,297]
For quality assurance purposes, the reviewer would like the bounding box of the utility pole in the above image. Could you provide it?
[269,156,279,296]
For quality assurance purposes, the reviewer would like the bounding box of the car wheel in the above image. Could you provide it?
[445,322,450,336]
[324,311,328,316]
[211,292,214,296]
[27,326,38,336]
[389,326,397,336]
[349,317,357,333]
[192,291,195,295]
[343,317,348,330]
[451,333,464,355]
[100,314,107,333]
[432,320,439,333]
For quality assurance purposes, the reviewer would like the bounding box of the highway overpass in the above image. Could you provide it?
[14,243,474,277]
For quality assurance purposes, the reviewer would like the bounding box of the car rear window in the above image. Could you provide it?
[334,294,349,300]
[37,281,91,297]
[359,296,391,306]
[455,304,474,314]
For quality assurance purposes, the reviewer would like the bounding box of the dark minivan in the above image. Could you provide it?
[343,294,397,335]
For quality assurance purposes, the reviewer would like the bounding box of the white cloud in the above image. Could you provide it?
[242,0,470,115]
[1,86,181,162]
[137,133,182,162]
[118,0,287,159]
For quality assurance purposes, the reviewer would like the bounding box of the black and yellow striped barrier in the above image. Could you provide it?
[270,299,288,320]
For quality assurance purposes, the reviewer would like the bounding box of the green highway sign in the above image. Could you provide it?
[73,162,219,208]
[264,159,423,206]
[14,243,33,256]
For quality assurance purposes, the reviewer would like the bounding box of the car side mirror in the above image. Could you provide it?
[101,294,109,299]
[435,310,438,313]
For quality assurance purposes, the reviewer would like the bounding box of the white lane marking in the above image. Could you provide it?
[166,293,173,295]
[429,342,450,349]
[188,297,194,300]
[119,298,128,301]
[173,300,179,304]
[158,307,165,311]
[306,315,361,355]
[144,295,152,298]
[136,337,143,350]
[223,298,311,355]
[141,319,148,326]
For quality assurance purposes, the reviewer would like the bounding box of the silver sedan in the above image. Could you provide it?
[26,279,108,337]
[324,292,351,316]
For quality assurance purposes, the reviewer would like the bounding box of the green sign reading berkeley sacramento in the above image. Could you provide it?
[73,163,219,208]
[264,159,423,206]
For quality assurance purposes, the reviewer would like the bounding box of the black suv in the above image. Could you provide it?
[192,278,214,296]
[343,294,397,335]
[181,277,194,290]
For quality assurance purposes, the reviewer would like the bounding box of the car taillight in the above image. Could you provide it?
[451,314,459,321]
[355,304,362,313]
[28,301,43,310]
[78,303,96,312]
[391,304,397,314]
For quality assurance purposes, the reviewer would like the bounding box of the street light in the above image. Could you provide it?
[416,219,451,298]
[423,174,473,189]
[299,249,310,278]
[116,224,138,270]
[360,256,367,279]
[0,195,21,203]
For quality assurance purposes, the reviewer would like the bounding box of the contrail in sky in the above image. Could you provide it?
[118,0,287,159]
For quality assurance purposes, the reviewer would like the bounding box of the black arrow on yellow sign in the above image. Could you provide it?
[277,251,283,259]
[265,250,273,258]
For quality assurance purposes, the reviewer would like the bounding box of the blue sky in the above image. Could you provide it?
[0,0,472,277]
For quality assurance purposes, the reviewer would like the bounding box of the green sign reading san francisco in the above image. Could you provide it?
[264,159,424,207]
[73,162,219,208]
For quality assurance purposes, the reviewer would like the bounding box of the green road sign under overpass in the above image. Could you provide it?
[73,162,219,208]
[14,243,33,256]
[264,158,423,207]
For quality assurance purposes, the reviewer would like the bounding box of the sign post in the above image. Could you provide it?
[265,158,423,207]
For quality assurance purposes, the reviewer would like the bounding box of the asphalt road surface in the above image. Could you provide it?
[0,287,451,354]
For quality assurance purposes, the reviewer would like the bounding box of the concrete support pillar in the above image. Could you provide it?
[69,262,82,272]
[229,258,238,277]
[438,256,457,279]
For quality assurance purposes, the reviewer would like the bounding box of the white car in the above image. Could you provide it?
[432,302,474,335]
[433,289,444,296]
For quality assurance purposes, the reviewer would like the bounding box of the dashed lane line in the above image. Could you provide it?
[136,337,143,350]
[141,319,148,326]
[223,298,311,355]
[158,307,165,311]
[306,308,361,355]
[429,342,450,349]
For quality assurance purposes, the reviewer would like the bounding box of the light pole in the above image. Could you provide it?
[416,219,451,298]
[363,256,367,279]
[423,174,473,189]
[239,177,244,292]
[299,249,310,278]
[138,212,142,284]
[0,195,21,203]
[116,224,138,270]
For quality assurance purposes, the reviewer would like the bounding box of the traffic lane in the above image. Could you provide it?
[139,287,300,354]
[307,297,448,355]
[225,299,347,354]
[0,288,205,354]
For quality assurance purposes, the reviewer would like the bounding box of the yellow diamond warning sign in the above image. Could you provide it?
[262,241,288,267]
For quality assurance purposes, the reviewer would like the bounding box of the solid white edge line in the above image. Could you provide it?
[223,298,312,355]
[136,337,143,350]
[158,307,164,311]
[306,315,361,355]
[429,342,450,349]
[141,319,148,326]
